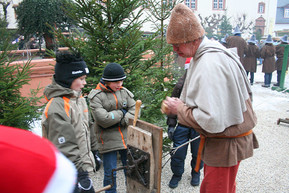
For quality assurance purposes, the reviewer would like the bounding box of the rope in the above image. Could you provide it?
[161,136,200,169]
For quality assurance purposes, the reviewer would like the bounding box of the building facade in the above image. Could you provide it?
[142,0,279,39]
[2,0,288,39]
[275,0,289,37]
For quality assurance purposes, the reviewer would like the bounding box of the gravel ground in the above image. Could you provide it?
[30,65,289,192]
[91,65,289,193]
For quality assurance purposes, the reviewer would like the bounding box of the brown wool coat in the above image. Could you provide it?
[178,99,259,167]
[275,44,289,71]
[226,36,248,66]
[243,44,260,72]
[261,44,276,73]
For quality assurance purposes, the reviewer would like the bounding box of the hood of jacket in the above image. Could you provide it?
[95,82,123,93]
[44,78,81,100]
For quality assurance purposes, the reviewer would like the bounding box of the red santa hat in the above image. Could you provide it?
[0,125,76,193]
[185,57,192,70]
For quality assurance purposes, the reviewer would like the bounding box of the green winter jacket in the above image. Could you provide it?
[88,82,136,154]
[41,79,97,172]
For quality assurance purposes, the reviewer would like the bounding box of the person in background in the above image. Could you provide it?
[243,35,261,85]
[220,34,229,48]
[257,40,264,65]
[274,35,289,86]
[167,57,203,189]
[88,63,136,193]
[226,26,248,67]
[42,51,99,193]
[162,4,259,193]
[0,125,77,193]
[260,35,276,88]
[18,35,25,50]
[26,37,38,49]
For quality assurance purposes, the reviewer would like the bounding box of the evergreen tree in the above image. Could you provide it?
[15,0,74,51]
[219,15,232,37]
[0,16,42,130]
[56,0,175,125]
[141,0,184,125]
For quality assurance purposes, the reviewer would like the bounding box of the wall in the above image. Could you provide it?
[10,58,56,104]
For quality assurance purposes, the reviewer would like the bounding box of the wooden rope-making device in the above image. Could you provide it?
[95,100,163,193]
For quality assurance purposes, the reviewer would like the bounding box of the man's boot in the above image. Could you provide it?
[191,171,200,186]
[169,175,182,188]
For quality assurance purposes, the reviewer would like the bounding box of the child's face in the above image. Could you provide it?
[106,80,123,92]
[70,75,87,91]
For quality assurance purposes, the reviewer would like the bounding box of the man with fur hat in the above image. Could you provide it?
[88,62,136,193]
[260,35,276,87]
[226,26,248,66]
[42,51,98,193]
[244,35,261,85]
[162,3,258,193]
[274,35,289,86]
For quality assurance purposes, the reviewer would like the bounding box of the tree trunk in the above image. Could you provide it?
[43,33,54,50]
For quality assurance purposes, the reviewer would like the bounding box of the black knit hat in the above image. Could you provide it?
[54,52,89,88]
[102,63,126,82]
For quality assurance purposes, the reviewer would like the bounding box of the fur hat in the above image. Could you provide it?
[0,125,76,193]
[54,52,89,88]
[102,63,126,82]
[166,3,205,44]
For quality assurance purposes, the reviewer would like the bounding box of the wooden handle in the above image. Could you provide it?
[133,100,142,127]
[95,185,113,193]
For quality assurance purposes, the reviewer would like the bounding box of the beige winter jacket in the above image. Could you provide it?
[88,82,136,154]
[42,78,97,172]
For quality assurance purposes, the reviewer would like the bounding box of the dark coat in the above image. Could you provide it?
[243,43,260,72]
[275,43,289,71]
[167,71,187,127]
[226,36,247,66]
[261,44,275,73]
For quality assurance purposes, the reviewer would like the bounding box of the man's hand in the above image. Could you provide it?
[161,97,184,115]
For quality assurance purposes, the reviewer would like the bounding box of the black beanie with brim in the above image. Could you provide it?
[54,60,89,88]
[102,63,126,82]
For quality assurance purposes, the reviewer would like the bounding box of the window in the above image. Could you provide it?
[258,2,265,14]
[185,0,196,9]
[285,8,289,18]
[213,0,224,10]
[163,0,174,8]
